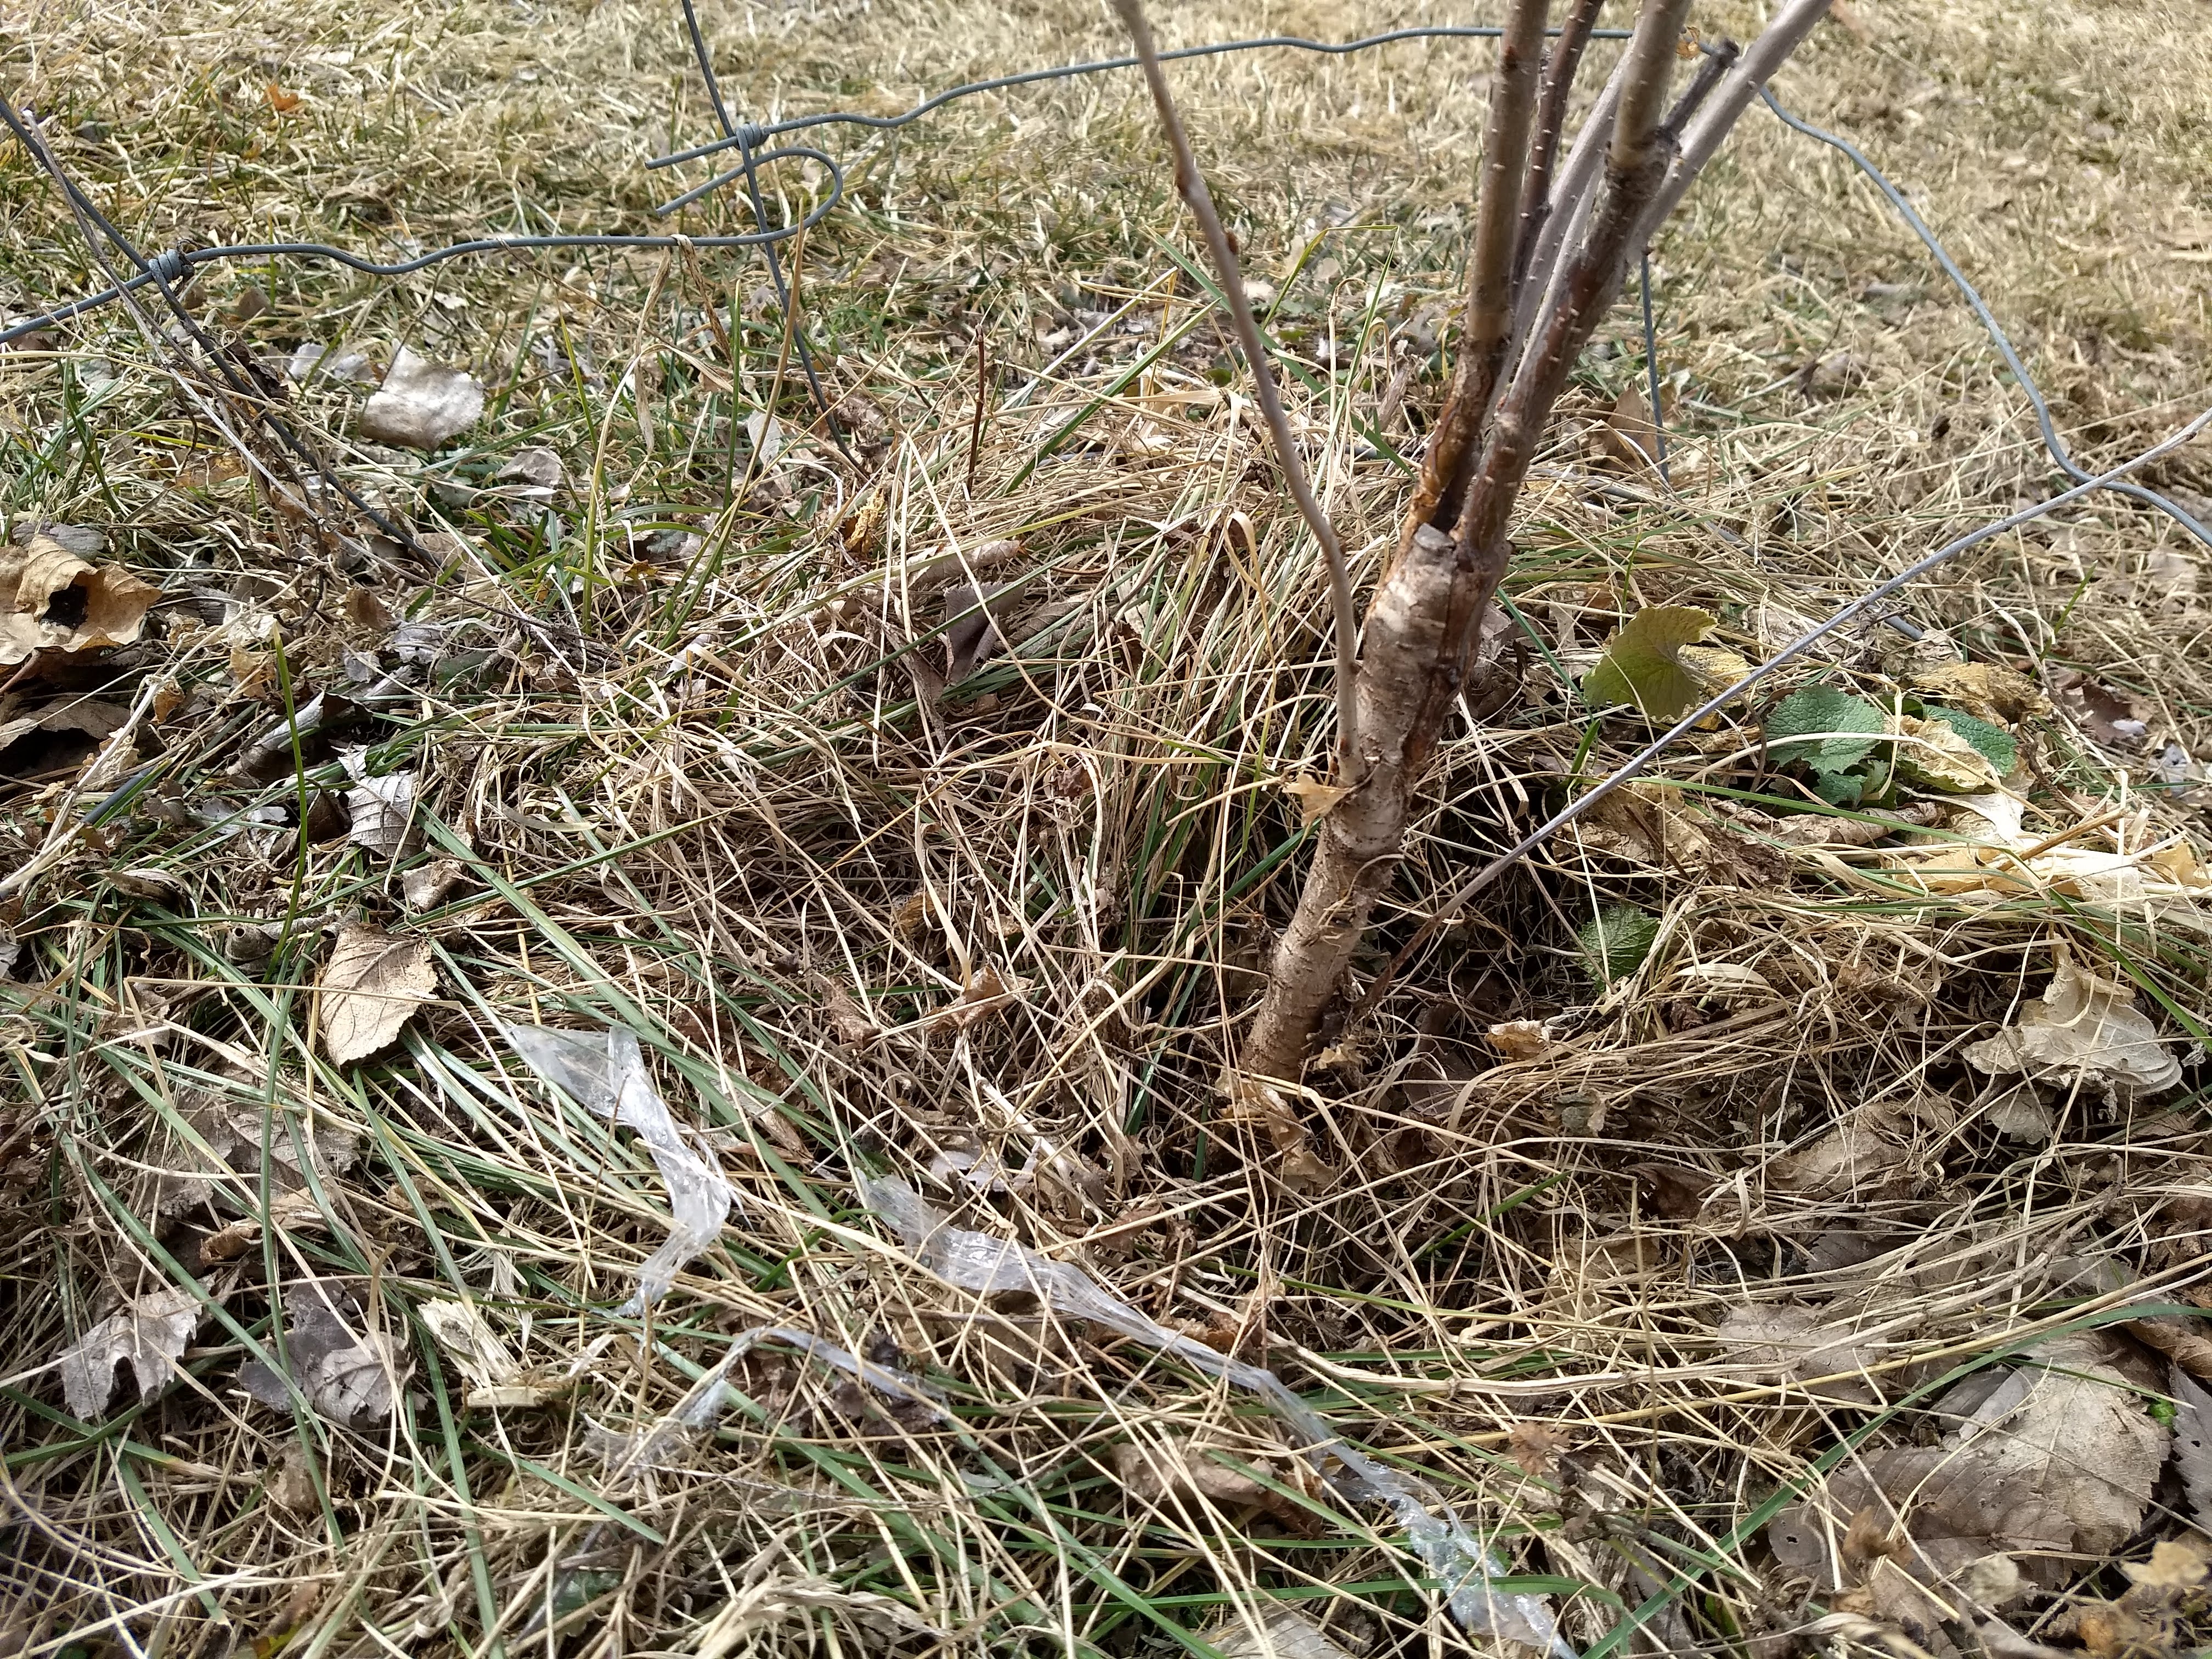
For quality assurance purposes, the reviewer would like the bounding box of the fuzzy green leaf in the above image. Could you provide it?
[1767,686,1890,802]
[1578,904,1661,985]
[1920,704,2018,777]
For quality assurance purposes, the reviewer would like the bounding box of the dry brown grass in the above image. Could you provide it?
[1,1,2210,1656]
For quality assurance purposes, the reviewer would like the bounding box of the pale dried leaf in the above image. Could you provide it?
[1280,774,1351,827]
[318,924,437,1064]
[1203,1606,1358,1659]
[1894,714,2006,793]
[1770,1120,1909,1199]
[1771,1336,2166,1585]
[0,534,162,667]
[1506,1420,1573,1477]
[402,859,465,910]
[59,1289,199,1418]
[1110,1436,1308,1527]
[1486,1019,1551,1062]
[239,1284,400,1427]
[358,347,484,449]
[417,1300,520,1391]
[819,981,879,1046]
[1717,1304,1880,1403]
[1965,959,2180,1094]
[2171,1367,2212,1530]
[289,342,374,383]
[342,751,417,857]
[2120,1537,2212,1596]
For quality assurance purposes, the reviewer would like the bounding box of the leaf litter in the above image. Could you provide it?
[9,4,2212,1654]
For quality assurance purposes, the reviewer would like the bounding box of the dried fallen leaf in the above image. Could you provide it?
[1770,1118,1910,1199]
[1965,958,2181,1096]
[416,1300,520,1392]
[1281,774,1351,827]
[265,81,301,112]
[1506,1420,1573,1478]
[358,347,484,450]
[1203,1606,1358,1659]
[817,980,880,1047]
[288,342,375,384]
[2120,1537,2212,1597]
[58,1288,199,1418]
[1893,713,2006,793]
[0,533,162,667]
[1486,1018,1551,1062]
[2171,1367,2212,1531]
[1771,1335,2166,1587]
[939,964,1014,1031]
[1110,1436,1312,1530]
[493,446,565,499]
[239,1283,402,1427]
[402,858,465,910]
[341,751,417,857]
[317,923,437,1064]
[1717,1303,1881,1403]
[1912,662,2051,724]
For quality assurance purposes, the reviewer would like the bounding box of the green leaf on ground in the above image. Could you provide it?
[1584,607,1722,720]
[1766,686,1890,805]
[1578,904,1661,984]
[1919,703,2018,776]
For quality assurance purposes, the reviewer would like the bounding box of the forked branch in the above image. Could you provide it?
[1239,0,1727,1090]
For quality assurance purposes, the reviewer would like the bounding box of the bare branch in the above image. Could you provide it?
[1609,0,1692,171]
[1662,36,1740,136]
[1641,0,1833,232]
[1510,0,1608,304]
[1402,0,1550,538]
[1110,0,1360,772]
[1509,47,1627,358]
[1240,0,1693,1083]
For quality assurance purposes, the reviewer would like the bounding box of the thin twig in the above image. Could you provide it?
[1509,47,1629,363]
[1109,0,1359,774]
[1638,0,1832,234]
[1408,0,1549,536]
[1510,0,1606,304]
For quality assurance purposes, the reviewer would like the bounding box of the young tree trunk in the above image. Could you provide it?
[1110,0,1830,1095]
[1239,0,1699,1086]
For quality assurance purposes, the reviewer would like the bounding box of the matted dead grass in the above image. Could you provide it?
[1,1,2210,1656]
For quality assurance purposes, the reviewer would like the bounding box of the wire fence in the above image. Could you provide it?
[2,3,2207,837]
[4,6,2203,551]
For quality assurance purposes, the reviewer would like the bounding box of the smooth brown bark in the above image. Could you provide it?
[1400,0,1549,543]
[1510,0,1607,302]
[1240,0,1695,1086]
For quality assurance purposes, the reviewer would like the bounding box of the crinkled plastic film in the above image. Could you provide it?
[864,1177,1563,1650]
[505,1024,736,1313]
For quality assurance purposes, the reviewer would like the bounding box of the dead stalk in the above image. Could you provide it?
[1110,0,1359,774]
